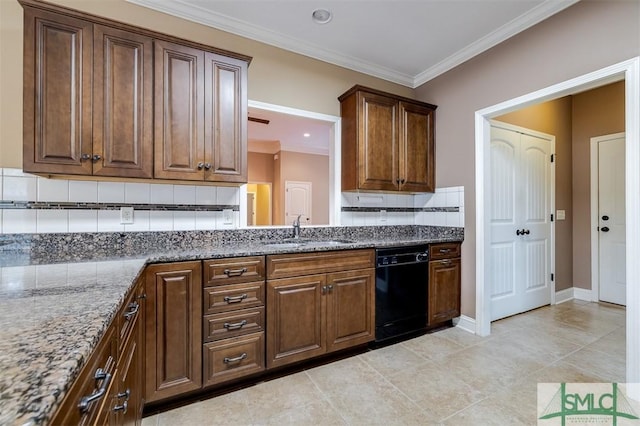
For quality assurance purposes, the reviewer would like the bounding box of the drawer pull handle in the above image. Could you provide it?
[439,249,451,253]
[223,267,248,277]
[224,294,248,303]
[78,365,112,413]
[224,353,248,364]
[123,301,139,321]
[441,260,452,266]
[224,320,247,330]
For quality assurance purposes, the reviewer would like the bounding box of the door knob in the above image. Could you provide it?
[602,215,609,221]
[601,226,610,232]
[523,229,530,235]
[516,229,523,236]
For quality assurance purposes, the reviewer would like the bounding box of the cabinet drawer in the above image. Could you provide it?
[204,307,265,342]
[203,332,265,387]
[267,249,375,279]
[204,256,265,286]
[204,281,265,314]
[429,243,461,260]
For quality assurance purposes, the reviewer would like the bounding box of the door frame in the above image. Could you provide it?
[590,132,626,303]
[489,120,556,319]
[474,57,640,388]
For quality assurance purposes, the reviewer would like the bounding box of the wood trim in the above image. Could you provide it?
[338,84,437,110]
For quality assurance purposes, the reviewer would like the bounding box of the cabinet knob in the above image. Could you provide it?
[92,154,102,162]
[81,154,91,161]
[204,162,212,170]
[197,162,205,170]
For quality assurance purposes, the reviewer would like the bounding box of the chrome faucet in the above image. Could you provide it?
[292,214,302,239]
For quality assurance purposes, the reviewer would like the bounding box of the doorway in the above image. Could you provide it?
[489,122,555,321]
[591,133,626,306]
[246,183,272,226]
[474,57,640,388]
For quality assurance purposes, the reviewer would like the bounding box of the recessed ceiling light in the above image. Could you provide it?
[312,9,332,24]
[303,133,311,138]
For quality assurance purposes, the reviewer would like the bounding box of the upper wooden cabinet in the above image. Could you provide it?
[339,85,437,192]
[22,8,94,176]
[154,43,248,183]
[20,0,250,183]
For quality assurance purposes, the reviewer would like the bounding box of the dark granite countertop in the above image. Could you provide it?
[0,225,463,425]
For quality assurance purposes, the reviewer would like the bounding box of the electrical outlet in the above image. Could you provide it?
[222,209,233,225]
[556,209,566,220]
[120,206,134,224]
[379,209,387,223]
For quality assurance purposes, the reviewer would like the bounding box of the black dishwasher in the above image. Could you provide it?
[375,245,429,343]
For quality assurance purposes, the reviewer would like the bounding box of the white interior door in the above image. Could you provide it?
[285,181,312,225]
[490,123,553,321]
[597,134,626,305]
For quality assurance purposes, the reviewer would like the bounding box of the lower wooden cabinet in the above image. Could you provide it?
[144,261,203,403]
[51,326,118,425]
[266,250,375,369]
[428,243,462,326]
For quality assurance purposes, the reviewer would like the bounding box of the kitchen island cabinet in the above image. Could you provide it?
[339,85,436,193]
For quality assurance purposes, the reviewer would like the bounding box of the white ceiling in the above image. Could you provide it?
[128,0,578,88]
[128,0,579,153]
[247,106,333,155]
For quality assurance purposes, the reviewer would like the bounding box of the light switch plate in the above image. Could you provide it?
[556,209,566,220]
[120,206,134,224]
[222,209,233,225]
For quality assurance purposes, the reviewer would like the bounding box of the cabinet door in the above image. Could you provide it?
[357,92,399,191]
[154,40,205,181]
[144,261,202,402]
[266,275,326,369]
[204,53,248,183]
[428,258,461,326]
[326,268,375,352]
[113,315,143,425]
[93,25,153,178]
[399,102,435,192]
[22,8,93,175]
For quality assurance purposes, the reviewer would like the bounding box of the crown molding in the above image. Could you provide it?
[413,0,580,87]
[127,0,579,89]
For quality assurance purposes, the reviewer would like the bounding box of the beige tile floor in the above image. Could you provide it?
[142,300,627,425]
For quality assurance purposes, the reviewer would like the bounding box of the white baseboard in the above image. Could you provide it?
[454,315,476,334]
[555,288,574,304]
[554,286,595,304]
[573,287,594,301]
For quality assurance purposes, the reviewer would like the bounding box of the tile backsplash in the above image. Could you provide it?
[340,186,464,227]
[0,168,465,234]
[0,168,240,234]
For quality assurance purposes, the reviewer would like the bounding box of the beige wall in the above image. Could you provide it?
[275,151,329,226]
[248,152,275,184]
[415,0,639,318]
[496,96,573,292]
[0,0,413,168]
[572,81,625,288]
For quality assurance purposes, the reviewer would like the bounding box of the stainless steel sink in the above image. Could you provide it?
[262,238,354,248]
